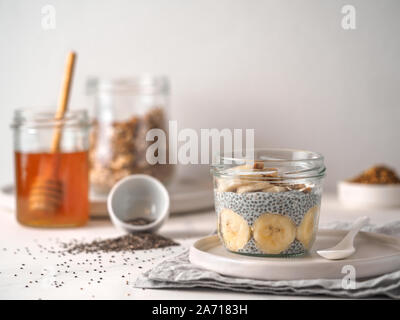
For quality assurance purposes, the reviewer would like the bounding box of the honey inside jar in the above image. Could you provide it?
[12,109,90,228]
[15,151,89,227]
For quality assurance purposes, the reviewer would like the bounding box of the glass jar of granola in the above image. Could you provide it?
[87,76,174,194]
[211,149,326,257]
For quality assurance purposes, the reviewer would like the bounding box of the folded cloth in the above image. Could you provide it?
[134,220,400,299]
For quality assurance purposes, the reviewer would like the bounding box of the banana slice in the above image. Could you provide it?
[236,182,272,194]
[226,163,277,181]
[227,162,264,172]
[263,186,287,193]
[216,178,249,192]
[296,206,318,249]
[219,209,251,251]
[253,213,296,254]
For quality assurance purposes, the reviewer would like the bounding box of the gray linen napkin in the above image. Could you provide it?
[134,221,400,299]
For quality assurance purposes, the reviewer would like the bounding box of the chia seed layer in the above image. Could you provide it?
[214,189,321,256]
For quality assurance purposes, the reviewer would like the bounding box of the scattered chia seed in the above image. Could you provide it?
[0,228,184,297]
[60,233,178,254]
[124,217,154,226]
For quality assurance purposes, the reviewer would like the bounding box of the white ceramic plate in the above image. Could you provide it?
[0,176,214,217]
[189,230,400,280]
[338,181,400,209]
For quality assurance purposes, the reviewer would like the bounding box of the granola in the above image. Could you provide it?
[89,107,174,194]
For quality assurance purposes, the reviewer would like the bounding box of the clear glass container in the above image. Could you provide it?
[11,109,90,227]
[211,149,326,257]
[87,75,174,195]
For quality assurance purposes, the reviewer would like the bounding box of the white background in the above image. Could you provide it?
[0,0,399,191]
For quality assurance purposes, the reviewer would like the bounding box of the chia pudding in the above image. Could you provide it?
[211,149,326,257]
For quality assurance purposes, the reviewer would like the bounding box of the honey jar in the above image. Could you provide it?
[11,109,90,227]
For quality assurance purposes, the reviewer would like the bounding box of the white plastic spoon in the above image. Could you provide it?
[317,216,370,260]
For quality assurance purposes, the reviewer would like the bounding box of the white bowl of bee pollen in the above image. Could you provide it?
[338,181,400,208]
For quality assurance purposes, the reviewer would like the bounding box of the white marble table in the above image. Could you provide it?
[0,194,398,300]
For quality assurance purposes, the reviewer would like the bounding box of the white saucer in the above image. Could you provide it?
[0,176,214,217]
[189,230,400,280]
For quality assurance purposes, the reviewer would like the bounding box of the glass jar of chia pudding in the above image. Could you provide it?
[211,149,326,257]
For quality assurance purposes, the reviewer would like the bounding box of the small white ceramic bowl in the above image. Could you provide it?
[107,174,170,233]
[338,181,400,209]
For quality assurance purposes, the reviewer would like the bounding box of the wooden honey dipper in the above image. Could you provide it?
[29,51,76,212]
